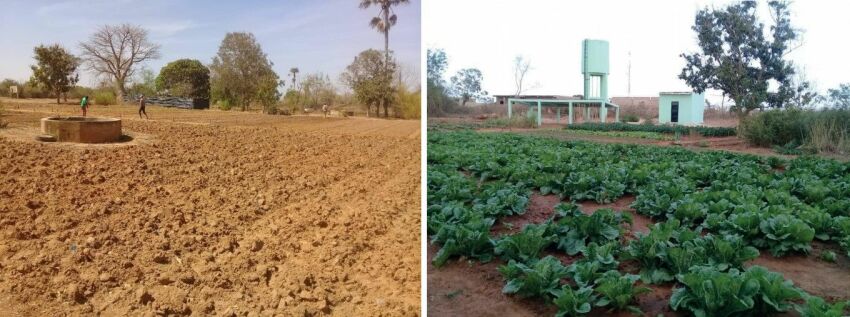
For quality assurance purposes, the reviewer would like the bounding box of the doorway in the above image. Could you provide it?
[671,101,679,123]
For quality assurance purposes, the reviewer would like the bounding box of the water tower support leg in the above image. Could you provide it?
[537,101,542,127]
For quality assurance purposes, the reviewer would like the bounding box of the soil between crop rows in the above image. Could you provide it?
[0,103,421,316]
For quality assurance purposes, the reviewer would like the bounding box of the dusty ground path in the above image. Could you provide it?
[0,100,421,316]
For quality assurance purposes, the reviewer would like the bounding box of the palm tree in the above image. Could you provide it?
[359,0,409,117]
[289,67,299,90]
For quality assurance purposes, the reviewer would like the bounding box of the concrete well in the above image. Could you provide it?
[40,116,122,143]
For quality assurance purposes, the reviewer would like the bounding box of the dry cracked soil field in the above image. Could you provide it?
[0,99,421,316]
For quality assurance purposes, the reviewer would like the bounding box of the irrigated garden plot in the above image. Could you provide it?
[427,131,850,316]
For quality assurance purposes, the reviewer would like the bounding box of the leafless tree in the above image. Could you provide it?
[513,55,533,97]
[79,24,160,104]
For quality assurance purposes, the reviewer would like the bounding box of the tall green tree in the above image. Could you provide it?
[156,59,210,99]
[679,1,802,119]
[209,32,281,111]
[341,49,396,117]
[821,83,850,110]
[359,0,410,117]
[29,44,80,104]
[426,48,455,116]
[427,48,447,85]
[450,68,486,106]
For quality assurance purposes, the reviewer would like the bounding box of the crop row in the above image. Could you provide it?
[566,122,737,137]
[427,131,850,316]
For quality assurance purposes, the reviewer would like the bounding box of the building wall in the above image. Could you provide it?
[658,93,704,125]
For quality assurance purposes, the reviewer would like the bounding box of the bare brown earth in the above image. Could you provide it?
[0,99,421,316]
[428,193,850,317]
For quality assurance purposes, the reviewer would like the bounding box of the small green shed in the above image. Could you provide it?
[658,92,704,125]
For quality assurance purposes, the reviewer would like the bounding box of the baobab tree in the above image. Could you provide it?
[359,0,409,117]
[79,24,160,104]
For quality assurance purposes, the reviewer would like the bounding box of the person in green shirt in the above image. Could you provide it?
[80,95,89,116]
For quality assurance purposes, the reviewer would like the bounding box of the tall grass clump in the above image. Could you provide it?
[484,116,536,128]
[93,90,117,105]
[0,100,8,129]
[397,88,421,119]
[741,109,850,155]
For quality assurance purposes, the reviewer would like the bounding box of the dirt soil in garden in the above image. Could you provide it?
[428,193,850,317]
[0,99,421,316]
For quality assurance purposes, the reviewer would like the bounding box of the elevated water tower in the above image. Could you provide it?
[582,39,609,118]
[506,39,620,127]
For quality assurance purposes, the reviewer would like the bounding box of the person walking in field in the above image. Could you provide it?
[322,104,329,117]
[80,95,89,116]
[138,95,149,119]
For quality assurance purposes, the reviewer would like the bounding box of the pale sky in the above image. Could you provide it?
[424,0,850,103]
[0,0,420,90]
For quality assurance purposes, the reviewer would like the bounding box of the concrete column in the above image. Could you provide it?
[568,103,573,124]
[537,101,542,127]
[507,100,512,118]
[600,102,607,123]
[556,107,561,123]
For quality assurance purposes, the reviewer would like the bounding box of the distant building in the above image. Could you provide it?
[658,92,704,125]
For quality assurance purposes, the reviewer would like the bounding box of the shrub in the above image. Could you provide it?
[741,109,850,154]
[567,122,736,137]
[483,116,536,128]
[396,88,421,119]
[218,99,232,111]
[93,91,117,105]
[622,114,640,123]
[0,100,8,129]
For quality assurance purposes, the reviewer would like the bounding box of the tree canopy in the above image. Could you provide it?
[450,68,486,106]
[426,48,455,116]
[156,59,210,99]
[209,32,281,111]
[821,83,850,110]
[30,44,80,104]
[340,49,396,117]
[680,1,804,118]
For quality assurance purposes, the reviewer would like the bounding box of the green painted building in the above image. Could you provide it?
[658,92,704,125]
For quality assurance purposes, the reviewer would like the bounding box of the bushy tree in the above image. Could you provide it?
[450,68,486,106]
[821,84,850,110]
[299,73,336,109]
[156,59,210,99]
[340,49,396,117]
[427,48,455,116]
[29,44,80,104]
[680,1,803,119]
[79,24,160,104]
[209,32,281,111]
[128,67,157,98]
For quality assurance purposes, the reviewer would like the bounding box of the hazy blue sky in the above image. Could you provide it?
[425,0,850,103]
[0,0,420,89]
